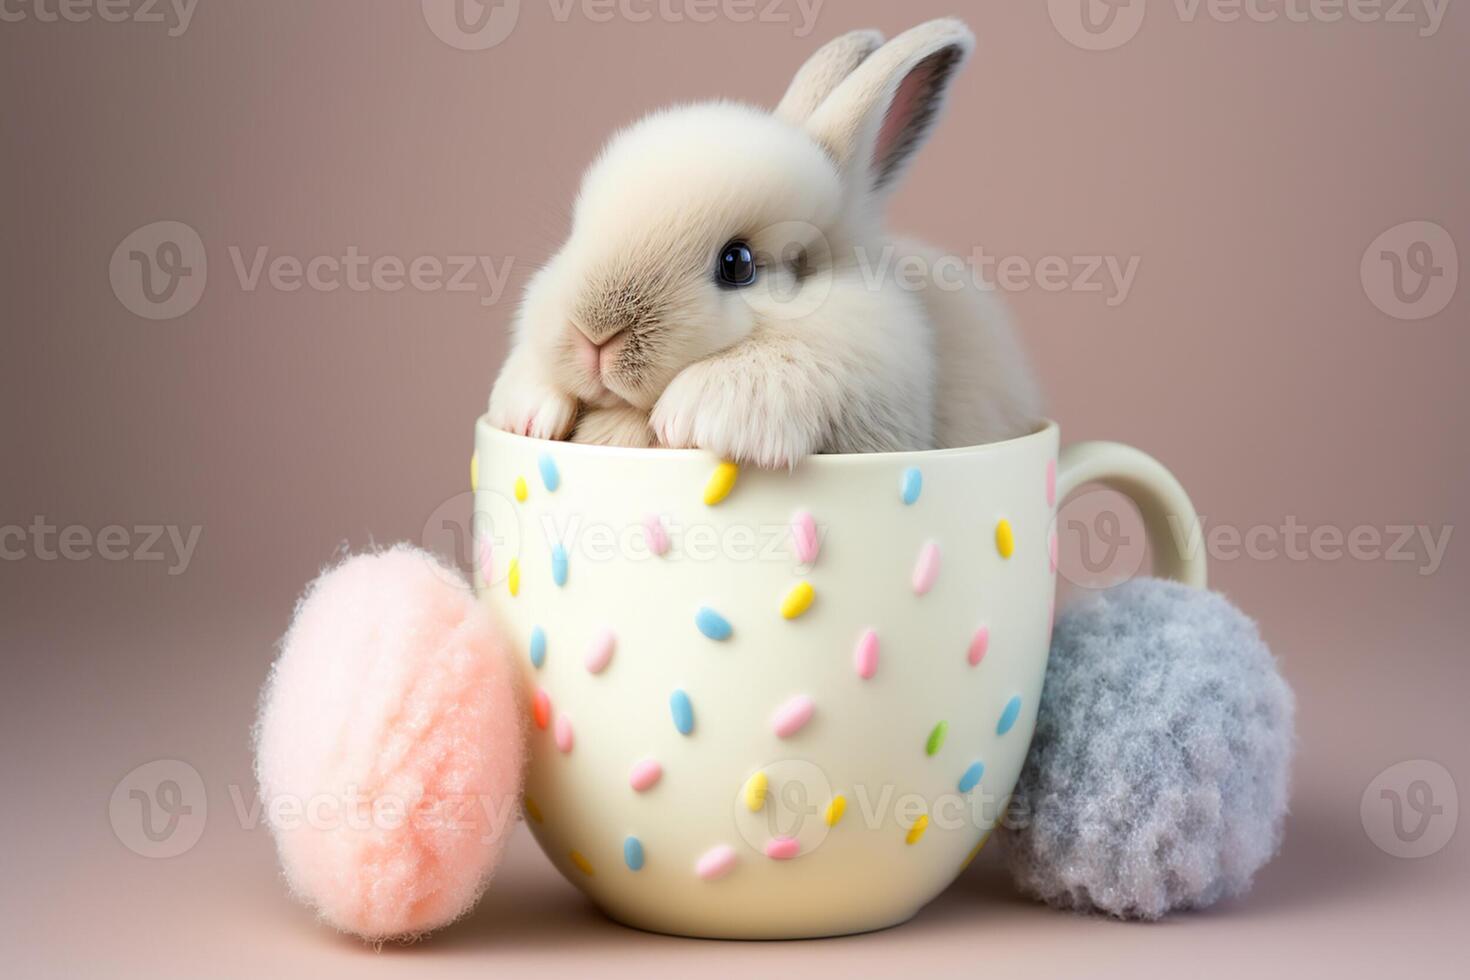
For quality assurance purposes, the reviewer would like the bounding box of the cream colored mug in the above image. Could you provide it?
[472,418,1204,939]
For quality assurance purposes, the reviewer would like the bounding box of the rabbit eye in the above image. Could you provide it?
[716,240,756,288]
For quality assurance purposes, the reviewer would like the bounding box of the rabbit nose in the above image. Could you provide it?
[575,320,627,347]
[574,326,626,378]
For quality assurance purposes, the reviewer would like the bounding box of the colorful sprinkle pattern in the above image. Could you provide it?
[703,461,738,505]
[696,845,737,880]
[584,628,615,675]
[854,629,879,679]
[771,695,815,739]
[507,452,1057,886]
[695,607,732,641]
[669,690,694,735]
[997,696,1023,736]
[901,466,922,505]
[790,511,819,564]
[529,626,546,668]
[780,581,815,620]
[912,541,941,595]
[538,453,560,492]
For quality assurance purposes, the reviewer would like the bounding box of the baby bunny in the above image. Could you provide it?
[488,18,1041,467]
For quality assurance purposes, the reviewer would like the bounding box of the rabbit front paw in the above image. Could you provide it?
[488,376,578,441]
[651,360,823,468]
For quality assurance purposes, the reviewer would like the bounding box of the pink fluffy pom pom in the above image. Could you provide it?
[254,545,526,940]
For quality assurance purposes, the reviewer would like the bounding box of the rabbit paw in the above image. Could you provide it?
[651,360,823,468]
[571,405,656,448]
[488,376,578,441]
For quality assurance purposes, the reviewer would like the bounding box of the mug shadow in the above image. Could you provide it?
[407,797,1401,954]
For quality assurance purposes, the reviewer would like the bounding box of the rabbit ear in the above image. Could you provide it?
[774,28,885,124]
[804,18,974,198]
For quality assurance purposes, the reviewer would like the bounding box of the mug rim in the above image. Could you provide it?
[474,416,1058,466]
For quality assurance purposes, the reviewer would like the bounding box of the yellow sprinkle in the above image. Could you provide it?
[469,452,479,492]
[523,795,543,824]
[961,830,992,871]
[780,581,815,620]
[744,771,769,812]
[995,518,1015,559]
[569,850,594,875]
[905,814,929,846]
[824,795,846,827]
[514,476,528,502]
[508,558,520,596]
[703,461,739,505]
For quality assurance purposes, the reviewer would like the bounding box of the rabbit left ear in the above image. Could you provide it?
[774,28,885,124]
[804,18,974,197]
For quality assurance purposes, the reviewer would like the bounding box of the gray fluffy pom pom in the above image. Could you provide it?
[998,578,1295,919]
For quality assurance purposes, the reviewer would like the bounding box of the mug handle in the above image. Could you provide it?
[1056,441,1208,589]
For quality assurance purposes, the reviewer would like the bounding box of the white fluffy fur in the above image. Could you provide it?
[488,19,1040,467]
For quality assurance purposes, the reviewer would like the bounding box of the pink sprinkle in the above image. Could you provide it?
[695,844,738,880]
[1046,459,1057,508]
[643,514,670,557]
[629,758,663,792]
[790,510,819,565]
[912,540,941,595]
[476,536,493,579]
[854,629,879,679]
[764,837,800,861]
[554,713,574,753]
[585,628,616,674]
[772,694,815,738]
[968,625,990,667]
[1049,529,1058,571]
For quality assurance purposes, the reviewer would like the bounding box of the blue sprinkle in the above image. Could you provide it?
[624,836,645,871]
[528,626,546,668]
[997,695,1023,735]
[901,467,923,505]
[537,453,560,492]
[670,690,694,735]
[551,544,568,586]
[958,761,985,794]
[694,607,732,641]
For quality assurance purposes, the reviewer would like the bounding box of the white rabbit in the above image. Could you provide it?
[487,19,1041,467]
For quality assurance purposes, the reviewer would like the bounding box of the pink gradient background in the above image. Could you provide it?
[2,1,1466,976]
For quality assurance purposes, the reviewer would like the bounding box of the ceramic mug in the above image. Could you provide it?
[472,418,1204,939]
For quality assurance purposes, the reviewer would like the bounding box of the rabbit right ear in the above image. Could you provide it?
[774,29,885,124]
[804,18,975,199]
